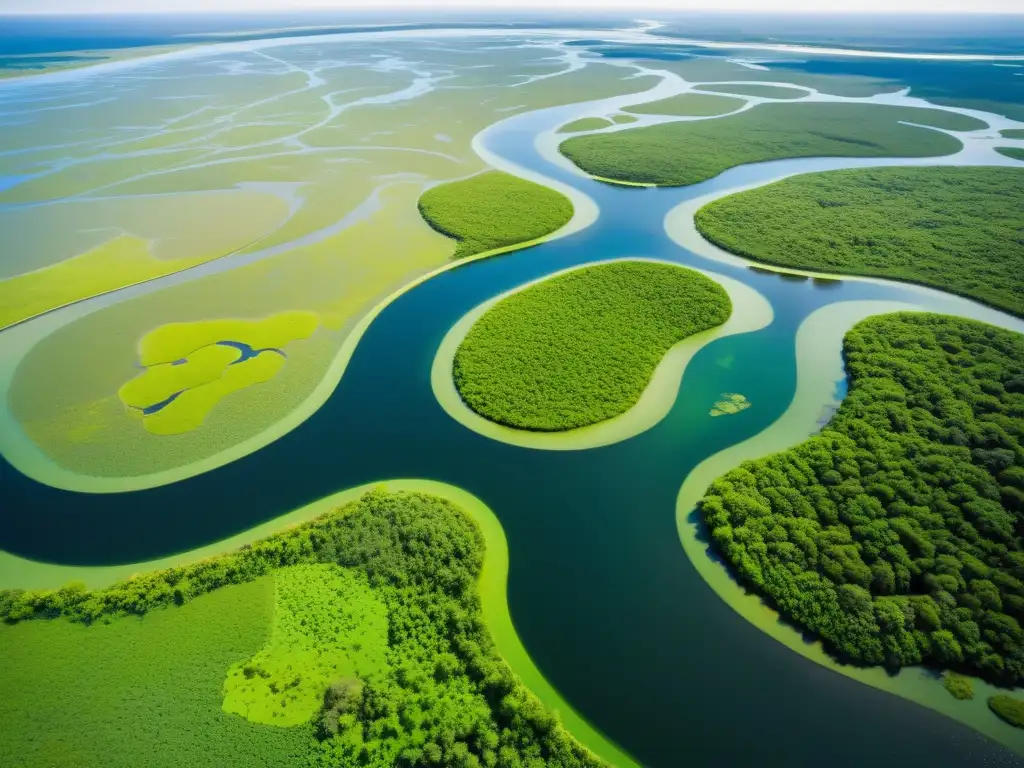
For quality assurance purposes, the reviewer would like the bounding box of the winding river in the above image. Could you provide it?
[3,50,1024,767]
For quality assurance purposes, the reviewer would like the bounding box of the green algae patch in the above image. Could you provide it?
[709,392,750,417]
[694,83,808,100]
[695,166,1024,317]
[990,696,1024,728]
[119,345,241,410]
[944,674,975,701]
[453,260,731,432]
[223,564,387,727]
[139,310,319,366]
[624,92,746,117]
[998,147,1024,162]
[0,578,307,768]
[561,102,966,187]
[418,170,573,259]
[558,117,613,133]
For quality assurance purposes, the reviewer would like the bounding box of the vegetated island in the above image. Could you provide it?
[998,147,1024,162]
[623,92,745,117]
[694,166,1024,317]
[453,261,731,431]
[0,489,609,768]
[418,170,573,259]
[558,117,613,133]
[560,102,983,186]
[990,695,1024,728]
[1000,129,1024,140]
[700,313,1024,685]
[943,673,975,700]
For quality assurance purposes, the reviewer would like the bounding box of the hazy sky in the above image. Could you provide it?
[5,0,1022,14]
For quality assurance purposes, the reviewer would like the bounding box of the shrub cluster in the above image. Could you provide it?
[701,313,1024,683]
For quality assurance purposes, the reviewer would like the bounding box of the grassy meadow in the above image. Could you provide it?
[560,102,979,186]
[695,167,1024,316]
[453,261,731,431]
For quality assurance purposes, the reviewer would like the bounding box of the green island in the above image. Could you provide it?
[453,261,731,431]
[693,83,808,100]
[989,695,1024,728]
[611,114,637,125]
[1000,130,1024,140]
[700,313,1024,683]
[943,673,975,700]
[998,147,1024,162]
[694,166,1024,317]
[560,103,982,186]
[418,171,573,259]
[558,117,613,133]
[0,490,608,768]
[623,92,745,117]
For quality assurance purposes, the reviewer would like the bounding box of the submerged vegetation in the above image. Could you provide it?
[454,261,731,431]
[701,313,1024,684]
[623,92,745,117]
[418,171,573,259]
[560,103,974,186]
[0,490,607,768]
[695,167,1024,317]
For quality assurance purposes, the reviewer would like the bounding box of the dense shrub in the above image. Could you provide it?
[701,313,1024,684]
[454,261,731,431]
[418,171,573,259]
[696,167,1024,317]
[989,695,1024,728]
[942,673,974,700]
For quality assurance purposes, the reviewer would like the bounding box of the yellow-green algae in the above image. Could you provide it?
[431,258,771,451]
[709,392,750,417]
[0,479,638,768]
[676,300,1024,757]
[222,564,388,727]
[119,345,241,409]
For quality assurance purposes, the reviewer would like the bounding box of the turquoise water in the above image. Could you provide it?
[1,94,1021,766]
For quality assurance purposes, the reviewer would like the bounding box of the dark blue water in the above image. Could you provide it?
[0,102,1018,766]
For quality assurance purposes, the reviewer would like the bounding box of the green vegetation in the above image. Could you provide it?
[998,147,1024,162]
[560,103,975,186]
[0,490,608,768]
[454,261,730,431]
[612,113,637,124]
[693,84,807,100]
[1001,129,1024,140]
[557,117,612,133]
[701,313,1024,683]
[943,673,975,700]
[989,695,1024,728]
[710,393,751,418]
[624,92,745,117]
[418,171,573,259]
[695,167,1024,317]
[0,577,307,767]
[223,564,388,727]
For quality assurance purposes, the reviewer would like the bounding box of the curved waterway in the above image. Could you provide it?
[3,87,1024,767]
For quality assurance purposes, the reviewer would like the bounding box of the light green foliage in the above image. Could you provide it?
[561,103,971,186]
[624,92,745,117]
[418,170,573,259]
[0,578,307,767]
[998,147,1024,162]
[223,564,387,727]
[0,490,607,768]
[943,673,975,700]
[1001,129,1024,140]
[695,167,1024,316]
[989,695,1024,728]
[612,113,638,124]
[694,83,807,100]
[558,117,613,133]
[454,261,731,431]
[701,313,1024,683]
